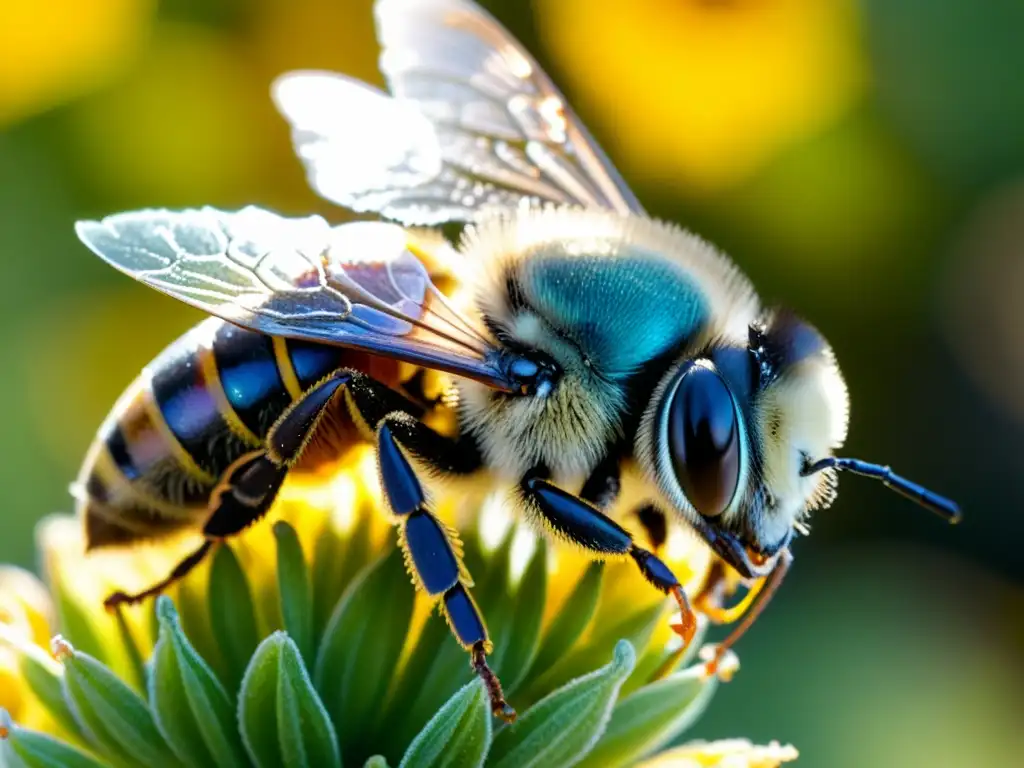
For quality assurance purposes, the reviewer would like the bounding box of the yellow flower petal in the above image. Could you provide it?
[639,739,799,767]
[0,566,57,726]
[0,567,53,648]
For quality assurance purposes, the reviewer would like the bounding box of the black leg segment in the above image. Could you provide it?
[444,583,487,647]
[379,411,482,476]
[104,540,214,609]
[204,452,288,537]
[267,371,351,465]
[523,477,632,554]
[522,478,698,646]
[104,449,288,608]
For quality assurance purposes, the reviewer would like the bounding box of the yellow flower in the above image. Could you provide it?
[0,567,54,729]
[0,0,154,125]
[536,0,865,193]
[639,738,799,767]
[0,456,789,766]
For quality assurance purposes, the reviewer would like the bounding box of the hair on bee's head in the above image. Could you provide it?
[740,309,851,545]
[752,309,960,539]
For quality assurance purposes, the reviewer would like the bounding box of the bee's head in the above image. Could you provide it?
[641,309,958,577]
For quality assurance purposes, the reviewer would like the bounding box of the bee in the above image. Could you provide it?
[73,0,959,721]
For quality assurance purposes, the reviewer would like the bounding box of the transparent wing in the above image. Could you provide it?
[272,0,642,225]
[75,206,513,389]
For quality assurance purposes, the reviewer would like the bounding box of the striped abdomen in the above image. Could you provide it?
[76,316,401,549]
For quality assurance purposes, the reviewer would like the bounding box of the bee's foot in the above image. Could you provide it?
[471,642,516,723]
[670,586,698,647]
[493,702,517,723]
[103,592,134,611]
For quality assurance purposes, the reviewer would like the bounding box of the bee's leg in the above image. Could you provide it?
[371,414,514,722]
[579,456,668,550]
[104,369,375,608]
[270,369,506,717]
[103,541,214,609]
[693,558,768,625]
[521,476,699,647]
[266,369,422,466]
[104,450,286,609]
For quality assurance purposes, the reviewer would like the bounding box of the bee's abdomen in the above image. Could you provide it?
[76,317,399,549]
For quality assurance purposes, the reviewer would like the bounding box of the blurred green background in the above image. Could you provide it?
[1,0,1021,764]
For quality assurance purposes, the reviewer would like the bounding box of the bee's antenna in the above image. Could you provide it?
[802,457,962,523]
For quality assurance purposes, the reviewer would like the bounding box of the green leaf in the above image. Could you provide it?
[525,563,603,681]
[382,609,473,758]
[0,710,107,768]
[311,505,375,643]
[55,637,180,768]
[522,600,663,705]
[274,522,314,667]
[207,545,260,694]
[174,572,226,685]
[381,527,509,755]
[620,613,709,699]
[239,632,341,768]
[149,597,248,768]
[492,537,546,694]
[577,664,718,767]
[314,546,414,764]
[488,640,636,768]
[49,576,108,669]
[398,679,491,768]
[17,649,87,745]
[109,606,148,694]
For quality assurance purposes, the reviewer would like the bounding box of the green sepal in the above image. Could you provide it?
[238,631,341,768]
[522,600,662,705]
[148,596,248,768]
[207,545,260,694]
[17,649,87,745]
[56,639,180,768]
[381,609,473,758]
[0,710,107,768]
[363,757,390,768]
[314,546,413,764]
[174,571,226,686]
[491,537,546,694]
[577,663,717,767]
[273,522,314,666]
[398,679,491,768]
[47,576,110,671]
[620,613,709,699]
[311,504,375,642]
[109,607,148,694]
[488,640,636,768]
[380,527,506,753]
[525,562,603,683]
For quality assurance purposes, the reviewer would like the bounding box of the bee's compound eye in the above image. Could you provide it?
[667,365,739,518]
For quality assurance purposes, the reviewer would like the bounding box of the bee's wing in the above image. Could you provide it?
[75,206,514,390]
[272,0,642,225]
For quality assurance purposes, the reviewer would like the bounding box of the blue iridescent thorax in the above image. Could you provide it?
[519,253,708,377]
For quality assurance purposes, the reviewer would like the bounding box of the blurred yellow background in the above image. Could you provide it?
[1,0,1021,764]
